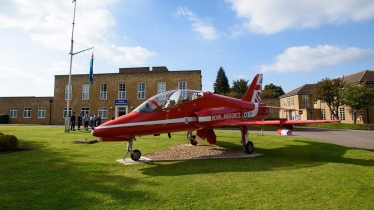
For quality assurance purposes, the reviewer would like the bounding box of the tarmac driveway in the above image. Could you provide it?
[249,127,374,152]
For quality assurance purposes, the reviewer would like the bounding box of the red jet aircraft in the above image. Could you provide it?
[92,74,339,161]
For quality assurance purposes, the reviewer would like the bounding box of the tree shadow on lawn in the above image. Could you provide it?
[140,138,374,177]
[0,140,164,209]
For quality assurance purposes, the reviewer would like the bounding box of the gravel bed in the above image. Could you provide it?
[144,144,247,160]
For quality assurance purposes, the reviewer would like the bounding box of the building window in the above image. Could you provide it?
[291,97,294,105]
[283,99,286,106]
[178,81,187,98]
[98,107,108,119]
[339,107,345,121]
[118,83,126,99]
[321,108,326,120]
[63,108,72,119]
[178,81,187,89]
[82,84,90,100]
[287,98,290,106]
[351,108,355,121]
[100,84,108,100]
[38,107,46,118]
[10,108,17,118]
[158,82,166,94]
[65,84,72,100]
[157,82,166,100]
[138,82,146,99]
[302,95,308,108]
[23,107,31,118]
[81,107,90,117]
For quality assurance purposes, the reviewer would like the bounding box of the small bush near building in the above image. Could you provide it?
[0,134,19,152]
[0,115,9,124]
[305,123,374,130]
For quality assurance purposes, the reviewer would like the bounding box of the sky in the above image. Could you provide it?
[1,0,374,97]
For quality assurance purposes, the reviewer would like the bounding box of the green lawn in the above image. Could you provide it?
[1,125,374,209]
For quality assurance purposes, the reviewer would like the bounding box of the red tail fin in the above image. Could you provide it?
[241,74,263,103]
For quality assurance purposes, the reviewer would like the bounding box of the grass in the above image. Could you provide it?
[1,125,374,209]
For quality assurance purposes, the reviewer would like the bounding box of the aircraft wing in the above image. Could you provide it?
[241,119,340,125]
[196,118,339,128]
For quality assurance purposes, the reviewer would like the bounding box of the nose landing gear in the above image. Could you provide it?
[124,137,142,161]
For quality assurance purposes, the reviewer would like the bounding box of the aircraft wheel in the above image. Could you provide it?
[189,135,198,146]
[244,141,254,154]
[131,150,141,161]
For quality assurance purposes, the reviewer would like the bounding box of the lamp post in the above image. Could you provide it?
[49,99,53,125]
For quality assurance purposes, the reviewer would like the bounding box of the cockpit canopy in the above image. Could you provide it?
[135,90,203,113]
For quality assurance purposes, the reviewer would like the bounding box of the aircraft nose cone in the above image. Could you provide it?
[91,127,101,137]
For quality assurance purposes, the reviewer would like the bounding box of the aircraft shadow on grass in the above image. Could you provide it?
[140,139,374,177]
[1,139,162,209]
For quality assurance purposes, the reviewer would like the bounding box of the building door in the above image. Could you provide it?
[116,106,128,117]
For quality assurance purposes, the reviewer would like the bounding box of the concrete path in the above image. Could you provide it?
[249,127,374,152]
[117,153,265,165]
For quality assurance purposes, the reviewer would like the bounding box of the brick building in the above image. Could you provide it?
[0,66,202,125]
[279,70,374,124]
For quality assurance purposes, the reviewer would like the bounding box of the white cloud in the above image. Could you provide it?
[233,74,248,80]
[226,0,374,34]
[256,45,374,73]
[174,7,219,40]
[0,66,25,79]
[110,45,157,66]
[0,0,155,66]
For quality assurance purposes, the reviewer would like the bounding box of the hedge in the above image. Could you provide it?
[0,134,18,152]
[0,114,9,124]
[304,122,374,130]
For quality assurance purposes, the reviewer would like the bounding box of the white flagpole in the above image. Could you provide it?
[65,0,77,132]
[65,0,94,132]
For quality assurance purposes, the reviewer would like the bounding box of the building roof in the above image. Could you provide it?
[342,70,374,84]
[279,70,374,98]
[279,84,314,98]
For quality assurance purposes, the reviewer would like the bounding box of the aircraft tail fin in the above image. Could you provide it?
[241,74,263,103]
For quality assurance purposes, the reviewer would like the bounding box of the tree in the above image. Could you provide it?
[340,82,374,123]
[227,78,249,99]
[312,77,346,120]
[213,67,230,95]
[263,83,285,98]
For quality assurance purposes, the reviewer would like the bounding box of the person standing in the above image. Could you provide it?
[92,114,97,130]
[77,113,82,130]
[84,113,89,130]
[70,112,76,131]
[96,115,101,126]
[89,115,93,128]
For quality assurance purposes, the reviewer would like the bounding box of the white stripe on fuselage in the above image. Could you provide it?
[198,103,259,122]
[97,104,260,130]
[96,116,199,129]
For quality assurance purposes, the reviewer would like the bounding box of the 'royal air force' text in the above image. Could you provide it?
[212,112,241,121]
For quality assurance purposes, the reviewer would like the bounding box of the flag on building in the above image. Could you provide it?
[89,53,94,85]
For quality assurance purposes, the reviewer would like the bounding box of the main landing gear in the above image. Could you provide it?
[187,131,198,145]
[186,128,254,154]
[240,126,254,154]
[124,137,142,161]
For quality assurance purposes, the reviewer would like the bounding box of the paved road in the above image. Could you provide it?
[249,127,374,152]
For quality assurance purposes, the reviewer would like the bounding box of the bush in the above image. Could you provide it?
[304,123,374,130]
[0,134,19,152]
[0,114,9,124]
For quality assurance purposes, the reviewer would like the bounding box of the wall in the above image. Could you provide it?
[0,97,53,124]
[52,70,201,125]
